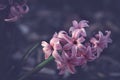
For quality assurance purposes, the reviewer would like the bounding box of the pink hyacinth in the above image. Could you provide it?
[0,0,29,22]
[69,20,89,37]
[41,33,62,59]
[55,51,87,74]
[5,4,29,22]
[41,20,112,74]
[90,31,112,58]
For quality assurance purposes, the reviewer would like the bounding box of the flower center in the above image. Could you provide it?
[73,40,77,44]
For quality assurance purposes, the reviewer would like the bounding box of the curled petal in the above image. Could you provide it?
[21,4,29,14]
[4,16,19,22]
[53,32,58,37]
[79,28,87,37]
[4,6,21,22]
[96,31,104,39]
[105,31,112,43]
[41,41,49,47]
[5,4,29,22]
[78,20,89,28]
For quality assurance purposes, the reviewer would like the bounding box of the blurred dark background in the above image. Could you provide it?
[0,0,120,80]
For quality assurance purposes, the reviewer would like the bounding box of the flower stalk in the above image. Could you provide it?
[18,56,54,80]
[20,42,40,65]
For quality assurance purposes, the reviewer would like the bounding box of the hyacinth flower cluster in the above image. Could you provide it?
[0,0,29,22]
[41,20,112,74]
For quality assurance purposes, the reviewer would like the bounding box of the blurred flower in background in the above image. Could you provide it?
[0,0,29,22]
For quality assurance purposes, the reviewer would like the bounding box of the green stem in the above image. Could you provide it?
[18,56,54,80]
[20,42,40,65]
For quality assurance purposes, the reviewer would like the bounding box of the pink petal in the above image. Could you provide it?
[78,20,89,28]
[10,6,20,16]
[80,28,87,37]
[62,51,70,60]
[53,42,62,50]
[43,47,52,59]
[77,37,85,43]
[59,68,66,75]
[4,16,19,22]
[72,57,82,65]
[41,41,52,59]
[72,29,81,39]
[41,41,49,47]
[72,20,79,28]
[55,59,63,69]
[71,45,77,57]
[67,64,76,74]
[53,32,58,37]
[95,31,103,39]
[90,37,98,47]
[52,50,62,61]
[58,31,72,44]
[20,4,29,14]
[78,55,87,65]
[50,37,59,47]
[63,43,72,50]
[69,27,75,34]
[96,47,103,57]
[105,31,112,43]
[86,46,96,60]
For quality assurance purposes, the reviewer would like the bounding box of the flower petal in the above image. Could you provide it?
[78,20,89,28]
[58,31,72,44]
[43,47,52,59]
[67,64,76,74]
[52,50,62,61]
[72,20,79,28]
[41,41,49,47]
[63,43,72,50]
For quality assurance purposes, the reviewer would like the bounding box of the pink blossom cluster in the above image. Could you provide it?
[41,20,112,74]
[0,0,29,22]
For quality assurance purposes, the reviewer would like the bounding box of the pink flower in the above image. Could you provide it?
[0,0,29,22]
[90,31,112,58]
[58,31,85,52]
[4,3,29,22]
[41,33,62,59]
[55,51,86,74]
[69,20,89,37]
[41,20,112,75]
[84,46,97,61]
